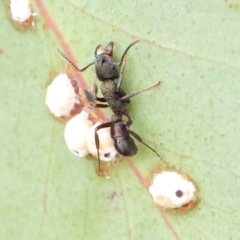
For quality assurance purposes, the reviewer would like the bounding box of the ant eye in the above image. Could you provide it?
[104,152,111,158]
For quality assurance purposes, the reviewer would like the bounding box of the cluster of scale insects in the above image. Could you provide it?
[58,40,162,175]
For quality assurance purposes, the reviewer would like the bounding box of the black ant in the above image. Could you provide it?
[58,41,160,126]
[58,41,162,174]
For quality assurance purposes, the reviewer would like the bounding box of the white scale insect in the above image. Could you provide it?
[45,73,119,162]
[64,111,93,157]
[149,171,196,209]
[45,73,80,117]
[64,111,120,162]
[10,0,37,26]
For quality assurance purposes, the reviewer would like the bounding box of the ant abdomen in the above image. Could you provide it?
[114,137,138,157]
[111,121,138,156]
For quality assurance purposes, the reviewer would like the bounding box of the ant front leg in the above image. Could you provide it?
[116,52,128,91]
[84,89,108,108]
[128,129,163,161]
[91,83,112,108]
[94,121,113,175]
[123,109,133,127]
[93,83,106,102]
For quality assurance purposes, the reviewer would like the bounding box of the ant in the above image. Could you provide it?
[58,40,160,126]
[86,90,162,175]
[57,41,162,174]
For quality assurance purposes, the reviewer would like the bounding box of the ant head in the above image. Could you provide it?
[94,42,119,81]
[80,42,118,78]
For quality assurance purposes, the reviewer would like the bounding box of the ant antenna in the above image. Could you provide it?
[57,48,94,72]
[115,39,140,67]
[129,130,163,161]
[79,62,95,72]
[57,49,81,72]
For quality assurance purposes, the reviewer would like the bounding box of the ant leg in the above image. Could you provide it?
[96,97,106,102]
[123,109,133,127]
[126,118,133,128]
[84,89,95,104]
[116,53,128,91]
[93,83,106,102]
[129,130,163,161]
[114,39,140,67]
[93,83,98,99]
[95,104,109,108]
[84,89,108,108]
[120,81,161,101]
[94,122,113,175]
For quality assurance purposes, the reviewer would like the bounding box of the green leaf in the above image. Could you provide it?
[1,1,239,239]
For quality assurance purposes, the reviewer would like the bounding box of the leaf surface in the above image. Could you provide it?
[0,1,239,239]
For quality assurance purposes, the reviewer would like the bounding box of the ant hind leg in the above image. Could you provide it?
[94,122,113,175]
[129,129,163,161]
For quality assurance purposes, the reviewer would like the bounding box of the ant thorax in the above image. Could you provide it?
[101,80,128,112]
[94,54,119,81]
